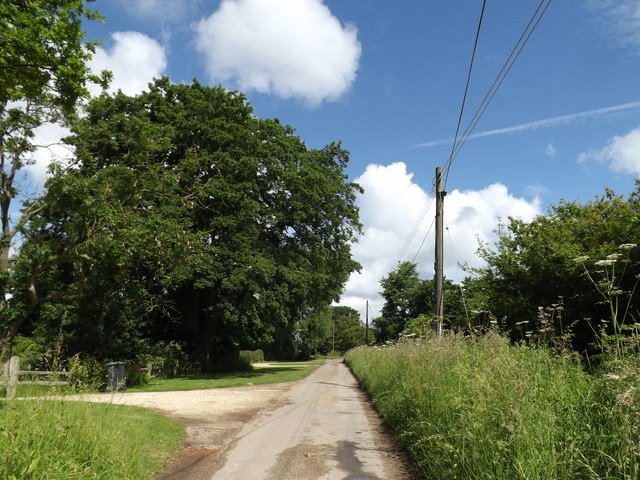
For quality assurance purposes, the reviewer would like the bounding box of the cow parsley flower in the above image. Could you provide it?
[595,259,616,266]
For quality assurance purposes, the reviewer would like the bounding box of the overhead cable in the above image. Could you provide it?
[443,0,553,187]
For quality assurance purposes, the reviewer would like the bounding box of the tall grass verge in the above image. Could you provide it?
[0,398,183,479]
[345,333,639,479]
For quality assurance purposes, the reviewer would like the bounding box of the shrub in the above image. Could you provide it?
[240,349,264,364]
[134,340,193,377]
[67,354,105,390]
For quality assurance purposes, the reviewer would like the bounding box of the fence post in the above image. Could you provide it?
[7,356,20,399]
[0,358,8,384]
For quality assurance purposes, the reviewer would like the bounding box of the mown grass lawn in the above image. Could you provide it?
[126,359,324,392]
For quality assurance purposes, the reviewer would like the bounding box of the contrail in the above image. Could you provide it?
[417,100,640,148]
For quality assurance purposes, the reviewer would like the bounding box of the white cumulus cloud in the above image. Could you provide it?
[194,0,361,107]
[577,126,640,175]
[88,31,167,97]
[338,163,541,320]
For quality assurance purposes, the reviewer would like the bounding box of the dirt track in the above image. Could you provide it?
[70,360,416,479]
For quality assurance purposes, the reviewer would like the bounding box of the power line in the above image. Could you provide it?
[396,0,553,267]
[397,2,486,265]
[399,1,487,266]
[443,0,553,188]
[449,0,488,160]
[396,185,436,262]
[410,215,436,264]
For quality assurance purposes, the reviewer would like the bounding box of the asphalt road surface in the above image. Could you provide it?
[208,359,416,480]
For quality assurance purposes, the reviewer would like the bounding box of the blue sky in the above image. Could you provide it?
[32,0,640,318]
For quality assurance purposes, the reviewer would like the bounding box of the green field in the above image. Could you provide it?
[126,359,323,392]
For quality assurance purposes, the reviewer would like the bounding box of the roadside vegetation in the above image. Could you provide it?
[351,201,640,479]
[346,333,640,479]
[0,398,184,480]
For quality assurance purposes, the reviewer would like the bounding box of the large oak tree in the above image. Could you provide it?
[25,78,362,369]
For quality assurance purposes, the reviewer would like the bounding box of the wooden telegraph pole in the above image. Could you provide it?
[365,300,369,344]
[434,167,445,337]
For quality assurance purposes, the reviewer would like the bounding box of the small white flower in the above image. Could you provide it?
[573,256,589,263]
[595,259,616,266]
[606,253,622,261]
[619,243,637,250]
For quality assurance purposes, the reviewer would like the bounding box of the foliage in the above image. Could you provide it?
[468,189,640,353]
[239,349,265,364]
[574,243,640,358]
[374,261,468,342]
[0,0,106,110]
[10,335,47,367]
[0,399,183,479]
[67,353,105,390]
[333,308,366,352]
[346,335,640,479]
[18,78,362,371]
[132,340,194,378]
[296,308,333,359]
[0,0,107,364]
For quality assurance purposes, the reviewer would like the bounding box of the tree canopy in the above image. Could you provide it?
[469,187,640,352]
[19,78,362,370]
[0,0,105,364]
[374,261,467,342]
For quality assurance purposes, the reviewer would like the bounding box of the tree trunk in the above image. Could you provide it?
[0,323,19,382]
[183,285,210,372]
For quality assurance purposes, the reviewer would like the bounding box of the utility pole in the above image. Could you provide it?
[365,300,369,344]
[434,167,446,337]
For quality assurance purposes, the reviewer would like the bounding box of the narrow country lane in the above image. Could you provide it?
[209,359,416,480]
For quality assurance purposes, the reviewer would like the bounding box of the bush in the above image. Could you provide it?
[134,340,193,377]
[240,349,264,364]
[67,354,105,390]
[125,363,150,388]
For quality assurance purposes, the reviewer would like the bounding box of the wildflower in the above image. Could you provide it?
[606,253,622,261]
[619,243,637,250]
[595,259,616,266]
[616,386,636,408]
[573,255,589,263]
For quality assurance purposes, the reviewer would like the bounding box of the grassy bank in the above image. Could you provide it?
[127,359,323,392]
[0,399,183,480]
[345,334,640,479]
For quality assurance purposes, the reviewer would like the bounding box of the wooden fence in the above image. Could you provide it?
[2,356,70,399]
